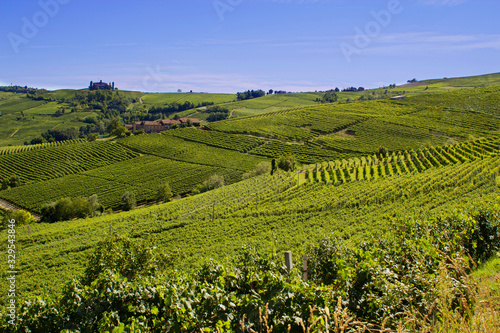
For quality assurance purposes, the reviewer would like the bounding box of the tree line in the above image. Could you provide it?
[236,89,265,101]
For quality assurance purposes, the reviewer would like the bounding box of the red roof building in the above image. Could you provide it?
[131,118,200,133]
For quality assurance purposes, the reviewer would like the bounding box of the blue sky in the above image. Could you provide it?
[1,0,499,93]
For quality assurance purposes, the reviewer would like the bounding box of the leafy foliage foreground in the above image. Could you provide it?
[1,208,499,332]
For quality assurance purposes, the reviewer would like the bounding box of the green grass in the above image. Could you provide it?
[1,73,500,329]
[206,103,369,141]
[472,254,500,323]
[40,89,84,101]
[0,90,98,146]
[21,101,71,115]
[0,91,17,102]
[205,87,500,158]
[0,174,132,213]
[169,127,265,152]
[0,111,90,146]
[250,140,349,163]
[219,92,323,118]
[474,256,500,283]
[420,72,500,87]
[0,97,46,114]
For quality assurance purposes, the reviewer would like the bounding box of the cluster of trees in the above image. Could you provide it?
[17,87,226,145]
[73,90,132,116]
[41,194,103,222]
[242,162,271,179]
[121,192,136,211]
[42,128,80,143]
[37,185,173,223]
[276,155,295,172]
[149,101,213,115]
[267,89,289,95]
[0,85,46,95]
[316,90,338,103]
[204,105,230,122]
[79,114,107,136]
[342,87,365,92]
[122,183,172,212]
[149,101,195,115]
[26,128,81,145]
[1,209,34,229]
[1,176,20,190]
[110,126,131,138]
[242,157,295,180]
[236,89,265,101]
[191,174,225,195]
[53,107,70,117]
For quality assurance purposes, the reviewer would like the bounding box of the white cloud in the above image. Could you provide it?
[357,32,500,55]
[419,0,468,6]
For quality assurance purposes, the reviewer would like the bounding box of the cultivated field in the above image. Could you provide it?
[1,73,499,331]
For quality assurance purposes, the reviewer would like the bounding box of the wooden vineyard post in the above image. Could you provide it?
[302,255,308,281]
[284,251,293,273]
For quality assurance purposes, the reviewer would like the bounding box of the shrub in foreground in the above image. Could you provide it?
[1,208,498,332]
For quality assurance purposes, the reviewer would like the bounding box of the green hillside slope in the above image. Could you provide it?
[1,145,499,300]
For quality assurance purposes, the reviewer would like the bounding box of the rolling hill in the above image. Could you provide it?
[1,72,500,331]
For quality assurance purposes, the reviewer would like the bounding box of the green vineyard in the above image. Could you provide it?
[0,154,245,213]
[118,133,267,172]
[314,118,450,153]
[0,174,132,213]
[0,139,85,156]
[0,141,140,184]
[300,135,500,185]
[205,104,367,141]
[249,139,349,163]
[2,141,499,301]
[167,127,265,152]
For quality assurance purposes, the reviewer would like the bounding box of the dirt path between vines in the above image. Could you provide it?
[0,198,40,220]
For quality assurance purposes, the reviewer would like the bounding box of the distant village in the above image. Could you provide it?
[85,79,390,134]
[125,118,201,134]
[88,80,201,133]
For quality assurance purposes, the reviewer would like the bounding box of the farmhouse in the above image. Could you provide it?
[132,118,201,133]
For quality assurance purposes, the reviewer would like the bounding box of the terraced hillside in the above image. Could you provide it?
[0,139,85,155]
[0,141,139,183]
[1,85,500,215]
[205,87,500,158]
[301,136,500,184]
[1,139,499,300]
[0,76,500,332]
[0,133,267,213]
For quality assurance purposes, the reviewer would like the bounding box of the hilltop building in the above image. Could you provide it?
[89,80,115,90]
